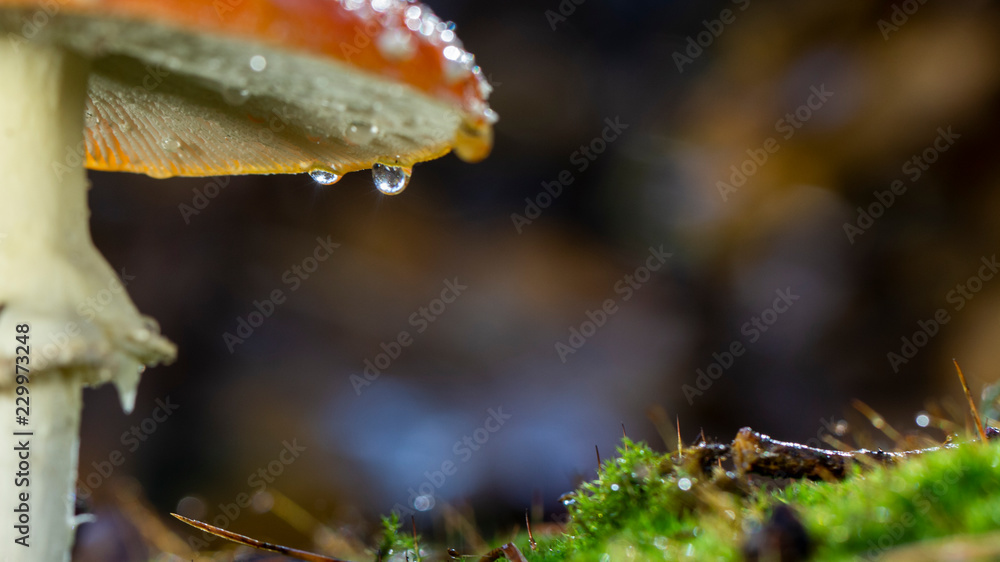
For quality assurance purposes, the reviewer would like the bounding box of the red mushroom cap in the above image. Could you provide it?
[1,0,496,178]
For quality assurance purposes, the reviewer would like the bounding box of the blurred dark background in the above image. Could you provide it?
[74,0,1000,559]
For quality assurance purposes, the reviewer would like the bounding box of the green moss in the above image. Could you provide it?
[780,442,1000,561]
[492,438,1000,561]
[377,512,422,560]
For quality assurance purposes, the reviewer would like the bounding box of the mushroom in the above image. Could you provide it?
[0,1,494,559]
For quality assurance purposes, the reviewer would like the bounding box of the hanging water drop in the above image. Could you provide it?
[372,163,411,195]
[309,167,341,185]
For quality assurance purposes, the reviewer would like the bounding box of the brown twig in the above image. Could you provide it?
[954,359,989,444]
[171,513,351,562]
[683,425,998,482]
[676,416,683,458]
[525,510,536,551]
[412,515,420,561]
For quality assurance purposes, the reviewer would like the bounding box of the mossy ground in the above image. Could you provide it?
[420,437,1000,561]
[184,431,1000,561]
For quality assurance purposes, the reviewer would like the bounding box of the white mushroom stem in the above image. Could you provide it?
[0,39,175,561]
[0,371,83,562]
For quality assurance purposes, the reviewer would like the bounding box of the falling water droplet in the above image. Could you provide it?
[160,137,181,152]
[309,167,341,185]
[344,121,379,145]
[372,163,411,195]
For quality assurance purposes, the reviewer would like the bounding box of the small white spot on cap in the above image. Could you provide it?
[377,28,416,61]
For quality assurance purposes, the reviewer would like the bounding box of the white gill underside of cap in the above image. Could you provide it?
[1,11,463,178]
